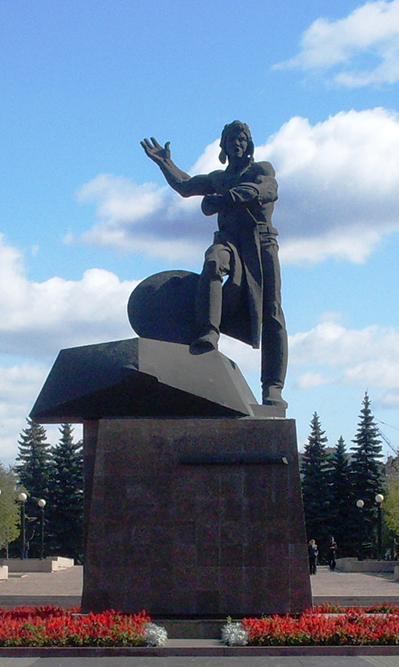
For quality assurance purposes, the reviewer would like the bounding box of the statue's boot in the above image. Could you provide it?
[261,327,288,408]
[262,384,288,409]
[189,328,219,355]
[190,270,222,355]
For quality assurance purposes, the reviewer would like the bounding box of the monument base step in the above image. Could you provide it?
[0,557,74,573]
[0,596,81,608]
[313,596,399,607]
[153,618,226,639]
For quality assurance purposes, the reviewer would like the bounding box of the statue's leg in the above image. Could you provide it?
[260,237,288,407]
[190,244,231,355]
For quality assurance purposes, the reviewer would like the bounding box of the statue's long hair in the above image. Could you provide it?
[219,120,254,164]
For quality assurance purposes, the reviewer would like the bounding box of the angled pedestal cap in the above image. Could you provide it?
[30,337,285,423]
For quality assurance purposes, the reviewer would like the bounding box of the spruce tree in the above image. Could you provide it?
[16,419,51,493]
[301,412,332,555]
[351,392,384,556]
[329,436,357,556]
[47,424,84,562]
[0,464,20,558]
[15,418,52,557]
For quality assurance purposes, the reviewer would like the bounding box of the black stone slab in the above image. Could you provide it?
[30,337,277,423]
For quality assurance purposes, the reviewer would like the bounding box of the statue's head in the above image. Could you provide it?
[219,120,254,164]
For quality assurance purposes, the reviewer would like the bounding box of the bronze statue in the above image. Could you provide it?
[141,121,287,409]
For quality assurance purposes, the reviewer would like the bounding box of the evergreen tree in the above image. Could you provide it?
[329,436,357,556]
[47,424,84,562]
[351,392,384,556]
[15,418,52,557]
[16,419,51,494]
[0,464,20,558]
[301,412,332,554]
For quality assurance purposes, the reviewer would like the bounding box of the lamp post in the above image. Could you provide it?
[356,499,365,560]
[356,496,384,560]
[375,493,384,561]
[18,493,27,559]
[38,499,46,560]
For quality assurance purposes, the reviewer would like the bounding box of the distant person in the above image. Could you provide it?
[308,539,318,575]
[327,536,337,571]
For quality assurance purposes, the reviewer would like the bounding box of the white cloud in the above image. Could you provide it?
[279,226,382,265]
[290,317,399,407]
[214,317,399,417]
[0,363,45,403]
[77,172,214,263]
[294,372,333,390]
[0,234,139,463]
[275,0,399,87]
[379,391,399,408]
[189,139,220,174]
[78,173,167,235]
[0,360,83,464]
[219,335,261,375]
[259,108,399,263]
[0,234,138,358]
[290,320,389,366]
[76,108,399,266]
[219,316,399,411]
[0,362,48,463]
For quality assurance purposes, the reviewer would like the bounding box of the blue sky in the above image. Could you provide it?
[1,0,399,462]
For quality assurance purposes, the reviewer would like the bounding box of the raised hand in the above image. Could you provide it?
[140,137,171,164]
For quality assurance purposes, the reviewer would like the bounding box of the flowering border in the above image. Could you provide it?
[3,604,399,648]
[0,606,167,647]
[222,604,399,646]
[222,603,399,646]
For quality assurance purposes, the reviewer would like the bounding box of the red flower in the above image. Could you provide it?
[0,607,151,647]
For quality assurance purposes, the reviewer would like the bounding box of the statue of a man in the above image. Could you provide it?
[141,121,287,408]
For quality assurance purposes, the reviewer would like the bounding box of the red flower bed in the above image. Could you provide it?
[242,606,399,646]
[0,606,151,647]
[4,605,399,647]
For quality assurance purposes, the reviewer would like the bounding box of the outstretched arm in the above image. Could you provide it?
[141,137,214,197]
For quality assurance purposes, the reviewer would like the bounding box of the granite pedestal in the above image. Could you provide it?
[81,417,311,616]
[31,337,310,618]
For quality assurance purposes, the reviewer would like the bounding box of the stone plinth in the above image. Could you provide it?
[82,417,311,616]
[0,558,74,573]
[336,558,397,573]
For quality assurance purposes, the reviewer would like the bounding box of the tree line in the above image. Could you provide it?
[0,420,83,562]
[301,391,399,562]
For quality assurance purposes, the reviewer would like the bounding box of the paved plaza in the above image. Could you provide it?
[2,565,399,665]
[2,564,399,608]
